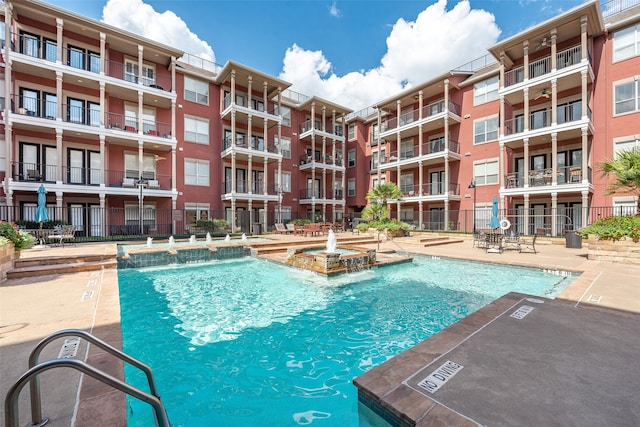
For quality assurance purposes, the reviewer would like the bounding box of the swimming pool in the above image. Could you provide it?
[118,255,574,426]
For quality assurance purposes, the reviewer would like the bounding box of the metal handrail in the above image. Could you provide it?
[27,329,162,425]
[5,358,170,427]
[23,329,165,427]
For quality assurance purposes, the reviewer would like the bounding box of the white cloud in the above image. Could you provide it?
[101,0,215,63]
[280,0,500,110]
[329,1,341,18]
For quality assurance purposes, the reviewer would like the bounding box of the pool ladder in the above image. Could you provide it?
[4,329,170,427]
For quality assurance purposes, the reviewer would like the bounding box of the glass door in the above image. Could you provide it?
[68,149,85,184]
[44,146,57,182]
[89,151,101,185]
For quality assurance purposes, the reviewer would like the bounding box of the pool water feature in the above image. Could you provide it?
[118,256,574,427]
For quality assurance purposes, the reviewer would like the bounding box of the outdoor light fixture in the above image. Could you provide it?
[468,180,477,232]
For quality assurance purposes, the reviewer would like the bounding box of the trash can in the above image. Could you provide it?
[252,223,262,235]
[565,230,582,249]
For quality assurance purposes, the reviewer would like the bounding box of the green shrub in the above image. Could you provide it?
[0,236,9,248]
[288,219,311,226]
[0,221,36,251]
[359,218,410,233]
[15,219,67,229]
[578,215,640,240]
[195,219,229,230]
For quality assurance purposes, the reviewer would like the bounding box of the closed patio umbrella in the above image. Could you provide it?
[490,196,500,230]
[35,184,49,244]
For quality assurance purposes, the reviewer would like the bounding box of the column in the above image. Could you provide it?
[56,72,63,121]
[523,87,530,131]
[551,79,558,125]
[99,136,106,186]
[581,16,588,61]
[100,33,106,74]
[137,91,144,134]
[56,18,63,65]
[581,190,589,228]
[581,127,588,183]
[99,82,106,127]
[523,194,530,235]
[551,133,558,184]
[523,41,529,80]
[499,142,505,189]
[523,138,530,187]
[551,192,558,236]
[99,194,106,237]
[551,29,557,70]
[137,45,144,85]
[138,141,144,179]
[56,130,63,183]
[56,191,64,223]
[171,147,177,192]
[581,70,588,118]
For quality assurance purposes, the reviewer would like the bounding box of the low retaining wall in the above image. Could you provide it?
[0,244,18,282]
[587,236,640,265]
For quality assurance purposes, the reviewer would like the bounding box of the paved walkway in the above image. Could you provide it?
[1,233,638,426]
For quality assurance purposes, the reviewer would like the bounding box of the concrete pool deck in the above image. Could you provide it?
[1,233,639,426]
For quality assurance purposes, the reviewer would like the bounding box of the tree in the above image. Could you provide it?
[599,149,640,214]
[365,182,403,207]
[361,203,388,221]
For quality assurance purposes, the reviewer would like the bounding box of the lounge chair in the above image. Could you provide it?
[274,223,288,234]
[472,231,486,249]
[286,223,296,234]
[518,235,537,254]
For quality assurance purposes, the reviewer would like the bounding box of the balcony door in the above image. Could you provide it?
[430,170,444,195]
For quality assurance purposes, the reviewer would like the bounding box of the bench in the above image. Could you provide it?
[302,223,322,237]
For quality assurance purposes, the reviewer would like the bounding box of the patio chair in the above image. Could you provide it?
[47,225,77,247]
[274,223,289,234]
[518,235,537,254]
[286,223,296,234]
[503,232,520,251]
[472,231,487,249]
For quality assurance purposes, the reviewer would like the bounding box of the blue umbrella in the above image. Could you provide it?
[490,196,500,230]
[35,184,49,224]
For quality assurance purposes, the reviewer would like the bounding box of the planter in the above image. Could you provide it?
[587,235,640,265]
[0,244,19,282]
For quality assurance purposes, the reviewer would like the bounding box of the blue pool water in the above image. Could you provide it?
[118,255,574,427]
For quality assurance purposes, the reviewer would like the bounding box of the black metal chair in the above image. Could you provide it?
[518,235,537,254]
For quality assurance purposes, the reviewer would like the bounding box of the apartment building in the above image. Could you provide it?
[347,0,640,234]
[1,0,639,238]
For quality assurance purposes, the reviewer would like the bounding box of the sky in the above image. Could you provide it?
[44,0,589,110]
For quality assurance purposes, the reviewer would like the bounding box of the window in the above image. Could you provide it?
[371,148,385,169]
[274,105,291,126]
[184,116,209,144]
[371,123,379,142]
[185,203,210,227]
[615,138,640,156]
[400,207,414,223]
[429,100,445,116]
[474,76,499,105]
[474,116,498,144]
[124,152,156,179]
[184,159,209,186]
[252,98,265,112]
[400,138,414,159]
[125,202,156,229]
[429,136,445,153]
[613,24,640,62]
[347,149,356,167]
[613,199,638,216]
[20,31,40,58]
[558,100,582,124]
[614,80,640,115]
[184,77,209,104]
[473,159,499,185]
[43,38,57,62]
[275,136,291,158]
[399,106,414,126]
[348,178,356,197]
[19,88,39,116]
[400,173,414,193]
[124,60,155,86]
[348,123,355,140]
[280,206,292,222]
[275,171,291,192]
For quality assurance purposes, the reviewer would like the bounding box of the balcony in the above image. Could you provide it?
[10,162,172,190]
[503,45,584,88]
[503,104,592,137]
[298,120,345,141]
[106,112,172,138]
[381,99,461,135]
[504,166,591,190]
[221,93,280,127]
[222,180,279,197]
[298,153,344,170]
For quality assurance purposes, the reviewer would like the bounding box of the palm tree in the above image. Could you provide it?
[365,182,403,206]
[599,149,640,214]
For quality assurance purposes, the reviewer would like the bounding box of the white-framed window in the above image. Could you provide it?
[184,158,209,186]
[400,173,414,194]
[274,136,291,158]
[473,159,499,185]
[124,202,156,229]
[615,138,640,156]
[474,76,499,105]
[275,171,291,192]
[347,178,356,197]
[614,80,640,115]
[280,206,292,222]
[612,198,638,216]
[372,177,386,188]
[400,207,414,223]
[348,123,355,140]
[400,138,414,159]
[184,76,209,105]
[274,105,291,127]
[125,59,155,86]
[613,24,640,62]
[347,149,356,167]
[371,123,379,142]
[184,203,210,227]
[124,152,156,179]
[184,116,209,144]
[474,116,498,144]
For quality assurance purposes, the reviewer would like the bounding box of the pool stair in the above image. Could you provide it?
[7,254,117,279]
[394,234,465,248]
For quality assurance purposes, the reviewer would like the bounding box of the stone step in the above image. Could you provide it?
[14,254,112,268]
[7,259,117,279]
[252,237,380,254]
